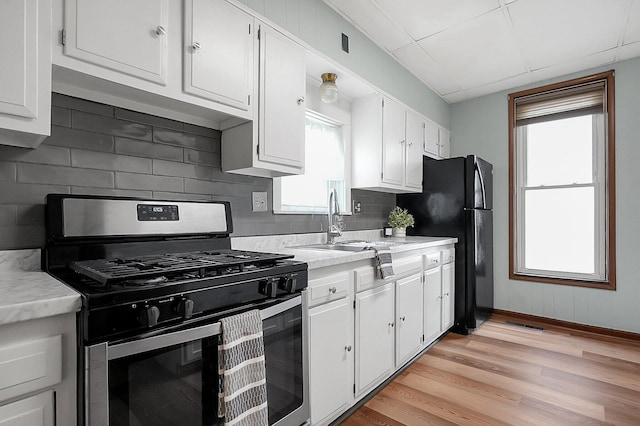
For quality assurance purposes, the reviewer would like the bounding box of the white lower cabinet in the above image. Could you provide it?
[423,250,455,345]
[354,282,395,398]
[442,252,455,330]
[395,272,424,367]
[308,298,353,426]
[0,391,54,426]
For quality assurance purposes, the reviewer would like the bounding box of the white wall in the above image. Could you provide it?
[236,0,450,128]
[451,57,640,334]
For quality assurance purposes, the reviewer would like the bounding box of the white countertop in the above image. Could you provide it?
[0,249,82,326]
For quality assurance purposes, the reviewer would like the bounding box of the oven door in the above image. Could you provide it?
[84,295,309,426]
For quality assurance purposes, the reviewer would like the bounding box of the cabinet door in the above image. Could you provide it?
[395,273,423,367]
[381,98,405,187]
[439,128,451,159]
[442,262,455,330]
[0,0,51,146]
[355,283,394,397]
[308,298,352,426]
[258,24,305,169]
[404,110,424,190]
[424,267,442,344]
[184,0,253,110]
[0,391,54,426]
[64,0,168,84]
[423,120,440,157]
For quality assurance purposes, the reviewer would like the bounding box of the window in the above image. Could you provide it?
[274,113,350,214]
[508,71,615,289]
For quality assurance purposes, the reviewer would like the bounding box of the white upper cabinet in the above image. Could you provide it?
[352,94,423,193]
[63,0,168,85]
[424,119,451,159]
[0,0,51,148]
[222,22,305,177]
[184,0,253,110]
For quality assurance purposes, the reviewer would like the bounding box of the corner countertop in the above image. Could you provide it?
[232,232,457,270]
[0,250,82,326]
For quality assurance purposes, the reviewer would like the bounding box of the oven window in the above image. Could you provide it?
[263,304,304,425]
[109,338,220,426]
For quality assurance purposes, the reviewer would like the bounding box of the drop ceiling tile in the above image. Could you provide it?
[618,41,640,61]
[418,9,526,90]
[465,73,533,99]
[392,44,460,95]
[324,0,413,51]
[530,49,616,82]
[508,0,629,70]
[624,0,640,44]
[374,0,500,41]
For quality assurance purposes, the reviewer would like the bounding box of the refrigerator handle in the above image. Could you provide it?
[475,162,487,209]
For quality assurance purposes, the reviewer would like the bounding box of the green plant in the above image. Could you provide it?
[388,206,415,229]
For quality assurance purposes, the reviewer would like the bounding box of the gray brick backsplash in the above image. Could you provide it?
[115,137,184,162]
[1,183,69,205]
[0,161,17,181]
[115,108,184,132]
[184,149,220,167]
[52,93,114,117]
[72,149,152,174]
[184,178,235,195]
[18,163,114,188]
[51,106,71,127]
[153,129,219,152]
[115,172,183,192]
[0,96,393,250]
[0,145,70,166]
[45,125,114,152]
[0,206,16,226]
[72,111,152,141]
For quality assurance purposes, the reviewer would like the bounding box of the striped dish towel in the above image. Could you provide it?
[372,246,395,279]
[218,309,269,426]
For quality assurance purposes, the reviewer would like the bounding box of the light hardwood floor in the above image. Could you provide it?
[341,312,640,425]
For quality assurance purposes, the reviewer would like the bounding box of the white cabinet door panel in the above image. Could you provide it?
[381,98,405,187]
[64,0,168,84]
[184,0,253,110]
[0,391,53,426]
[439,128,451,159]
[395,273,423,367]
[424,267,442,344]
[423,120,440,157]
[405,110,424,189]
[442,262,455,330]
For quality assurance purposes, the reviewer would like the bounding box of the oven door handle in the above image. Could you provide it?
[106,294,301,360]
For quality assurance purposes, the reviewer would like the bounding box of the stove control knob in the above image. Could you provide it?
[259,278,278,298]
[278,275,297,293]
[173,298,194,319]
[138,305,160,328]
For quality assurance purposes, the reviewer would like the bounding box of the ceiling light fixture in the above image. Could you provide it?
[319,73,339,104]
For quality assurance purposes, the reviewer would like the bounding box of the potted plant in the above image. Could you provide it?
[388,206,414,237]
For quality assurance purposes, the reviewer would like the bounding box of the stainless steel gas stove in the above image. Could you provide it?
[43,194,309,426]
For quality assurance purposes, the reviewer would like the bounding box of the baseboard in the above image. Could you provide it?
[493,309,640,342]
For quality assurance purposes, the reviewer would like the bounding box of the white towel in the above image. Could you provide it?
[218,309,269,426]
[372,246,395,279]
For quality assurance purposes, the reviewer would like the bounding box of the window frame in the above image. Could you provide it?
[508,70,616,289]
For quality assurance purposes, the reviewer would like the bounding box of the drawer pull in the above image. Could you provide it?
[345,345,352,352]
[388,322,395,328]
[400,316,406,322]
[329,287,337,294]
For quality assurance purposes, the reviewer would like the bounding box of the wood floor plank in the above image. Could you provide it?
[340,314,640,425]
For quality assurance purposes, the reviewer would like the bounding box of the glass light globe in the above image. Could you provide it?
[319,73,339,104]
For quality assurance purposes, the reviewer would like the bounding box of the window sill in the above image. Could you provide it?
[509,272,615,290]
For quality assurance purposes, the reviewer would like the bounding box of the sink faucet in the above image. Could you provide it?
[327,189,343,245]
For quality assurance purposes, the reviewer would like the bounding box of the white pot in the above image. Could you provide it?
[392,228,406,237]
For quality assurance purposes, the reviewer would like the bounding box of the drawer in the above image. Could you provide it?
[424,252,441,269]
[0,335,61,402]
[0,390,54,426]
[442,248,455,264]
[308,271,350,308]
[354,255,422,293]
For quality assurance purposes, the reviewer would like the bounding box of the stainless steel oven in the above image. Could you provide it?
[85,295,308,426]
[43,194,310,426]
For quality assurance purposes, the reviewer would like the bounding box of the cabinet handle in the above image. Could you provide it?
[400,139,405,144]
[192,41,202,50]
[444,292,449,296]
[329,287,337,294]
[400,316,406,322]
[345,345,352,352]
[388,322,395,328]
[408,141,413,147]
[297,97,305,105]
[155,26,166,36]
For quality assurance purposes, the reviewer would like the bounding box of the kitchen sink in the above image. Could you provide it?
[295,240,410,252]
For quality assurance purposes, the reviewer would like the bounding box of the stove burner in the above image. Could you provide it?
[69,250,292,285]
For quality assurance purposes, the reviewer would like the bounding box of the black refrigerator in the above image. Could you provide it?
[397,155,494,335]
